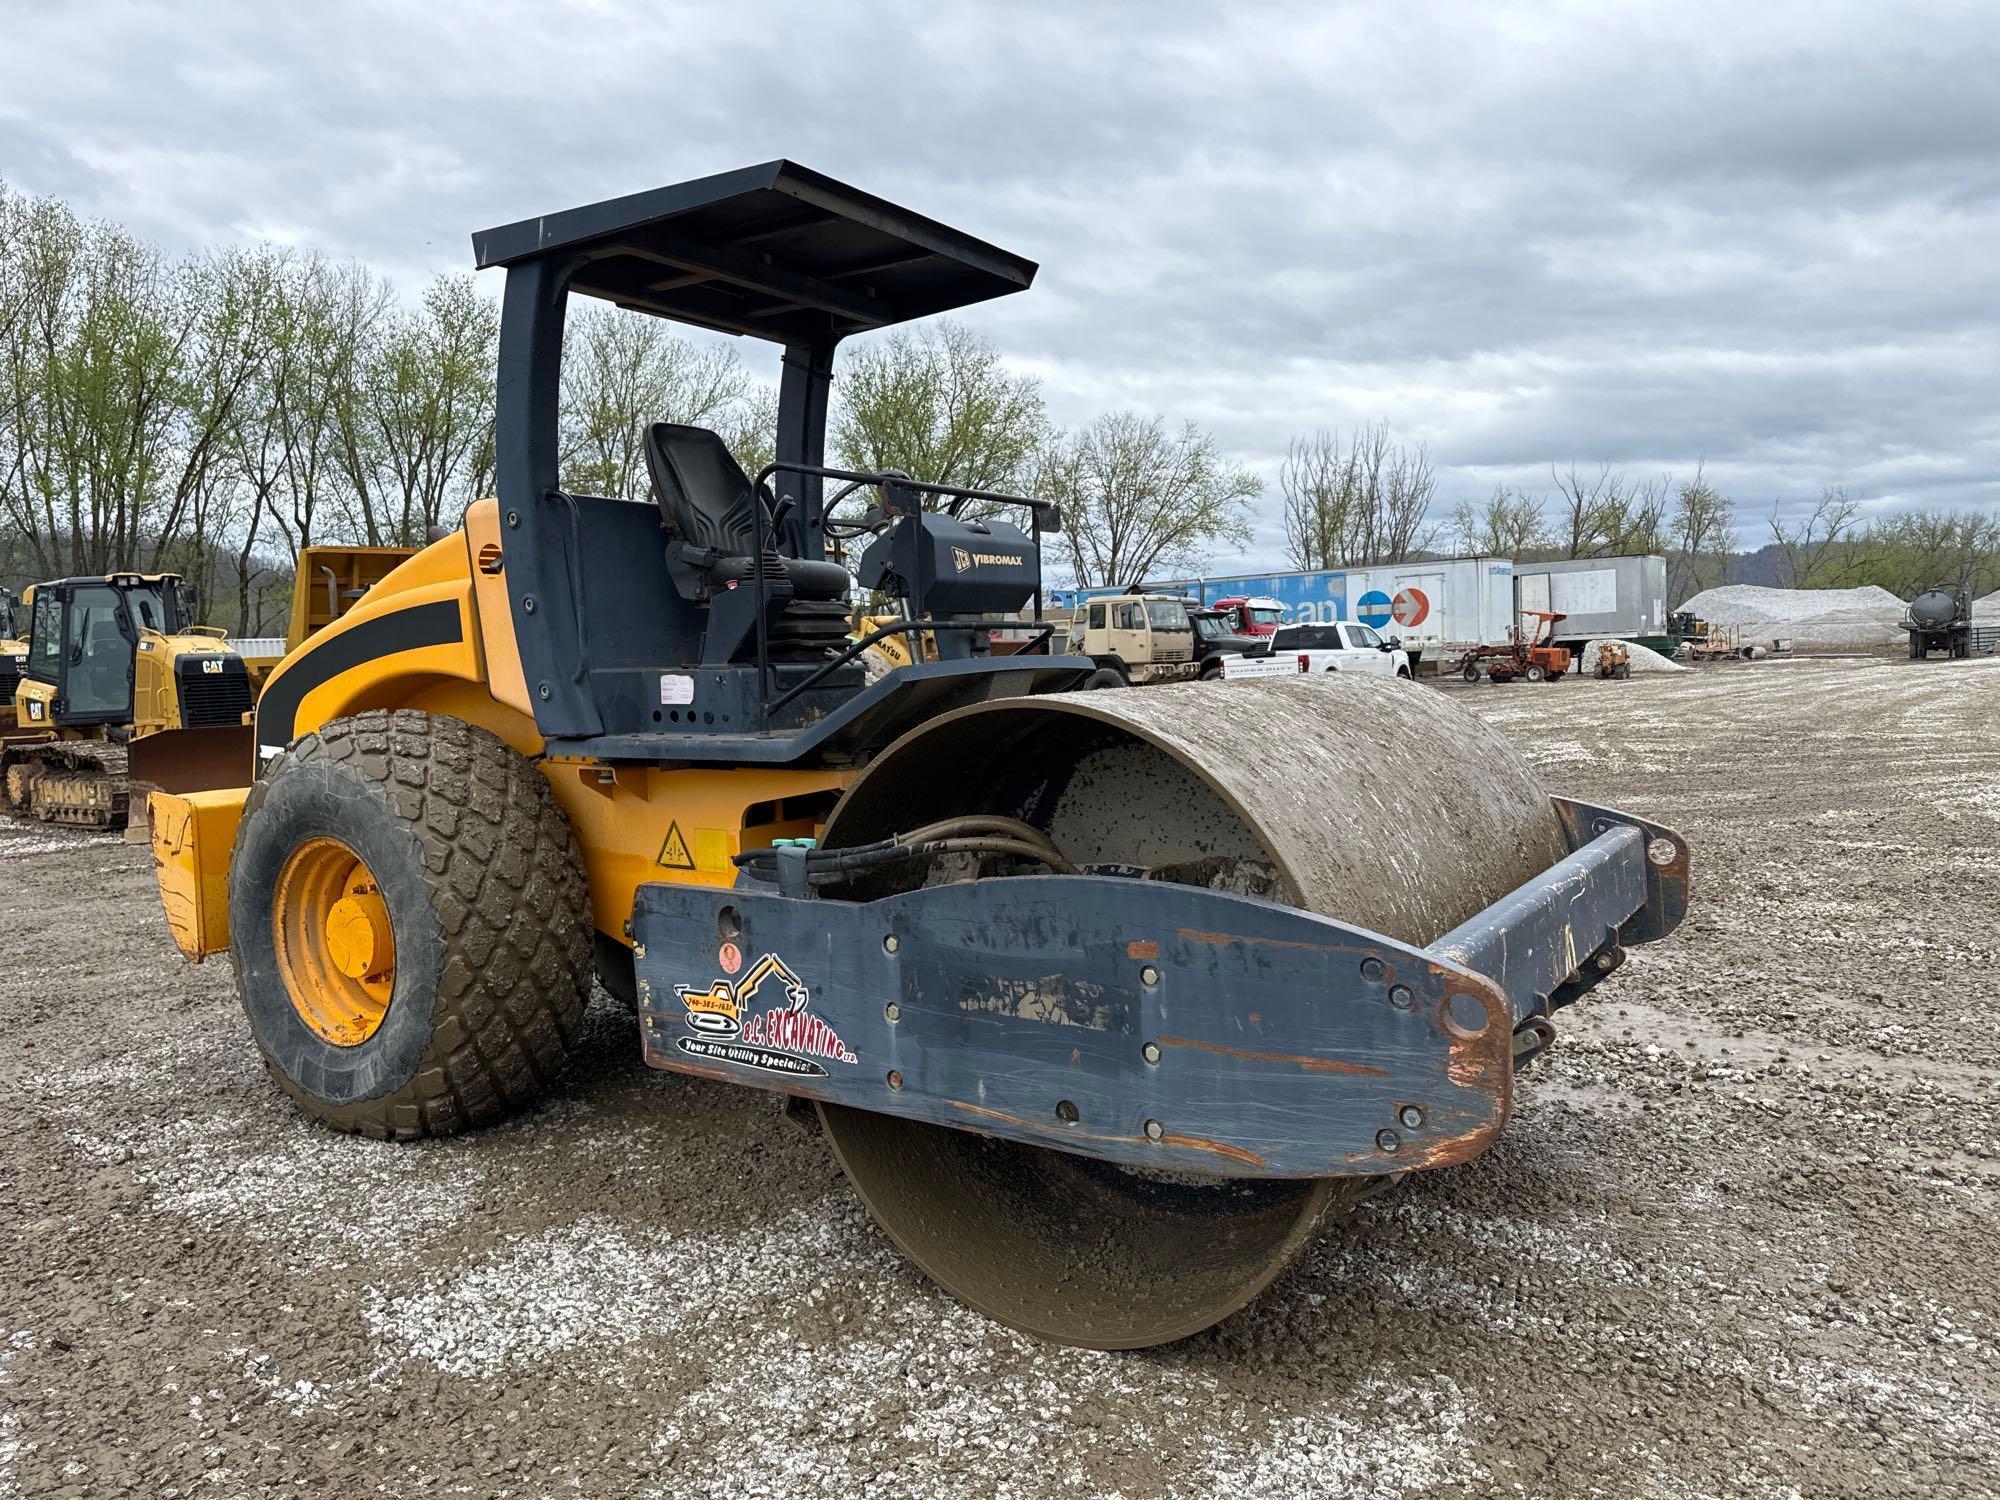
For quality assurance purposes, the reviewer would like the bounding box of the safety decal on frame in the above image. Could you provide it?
[674,952,858,1077]
[656,821,696,870]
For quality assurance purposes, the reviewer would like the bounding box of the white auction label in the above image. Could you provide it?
[660,674,695,705]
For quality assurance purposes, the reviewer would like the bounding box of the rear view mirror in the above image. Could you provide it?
[1039,504,1065,536]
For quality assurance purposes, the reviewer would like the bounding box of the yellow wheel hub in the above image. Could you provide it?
[273,838,396,1046]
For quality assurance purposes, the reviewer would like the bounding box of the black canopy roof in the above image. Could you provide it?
[471,160,1036,344]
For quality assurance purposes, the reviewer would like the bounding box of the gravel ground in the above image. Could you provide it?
[3,657,1997,1498]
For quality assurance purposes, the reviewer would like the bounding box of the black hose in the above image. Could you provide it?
[731,816,1078,882]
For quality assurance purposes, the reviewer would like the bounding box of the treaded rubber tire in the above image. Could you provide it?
[1079,667,1127,690]
[229,709,592,1140]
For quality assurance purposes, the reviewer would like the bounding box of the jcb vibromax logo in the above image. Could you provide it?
[950,546,1025,573]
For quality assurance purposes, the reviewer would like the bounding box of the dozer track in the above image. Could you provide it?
[1,741,131,830]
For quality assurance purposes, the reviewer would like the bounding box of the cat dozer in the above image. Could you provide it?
[4,573,255,829]
[146,163,1690,1349]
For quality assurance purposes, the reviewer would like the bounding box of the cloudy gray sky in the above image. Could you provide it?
[4,0,1994,571]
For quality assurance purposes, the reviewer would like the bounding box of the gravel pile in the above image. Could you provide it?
[1975,590,2000,619]
[1582,638,1686,673]
[1678,584,1907,648]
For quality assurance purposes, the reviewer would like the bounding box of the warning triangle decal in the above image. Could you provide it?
[656,821,696,870]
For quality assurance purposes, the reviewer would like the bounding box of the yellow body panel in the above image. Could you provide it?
[150,787,247,962]
[463,500,535,719]
[162,508,854,963]
[133,632,244,735]
[287,545,425,652]
[0,642,21,733]
[12,675,58,730]
[545,760,848,941]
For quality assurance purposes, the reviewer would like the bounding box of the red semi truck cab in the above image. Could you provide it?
[1211,596,1287,638]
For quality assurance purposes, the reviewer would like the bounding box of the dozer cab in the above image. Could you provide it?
[147,161,1690,1349]
[3,573,255,829]
[0,587,25,734]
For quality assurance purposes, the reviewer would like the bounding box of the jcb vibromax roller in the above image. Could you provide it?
[148,163,1690,1348]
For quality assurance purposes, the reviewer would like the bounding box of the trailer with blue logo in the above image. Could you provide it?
[1052,557,1517,665]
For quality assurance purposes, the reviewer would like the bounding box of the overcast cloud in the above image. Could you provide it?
[3,0,1994,570]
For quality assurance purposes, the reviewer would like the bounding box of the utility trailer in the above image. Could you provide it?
[1055,557,1518,669]
[1514,555,1670,655]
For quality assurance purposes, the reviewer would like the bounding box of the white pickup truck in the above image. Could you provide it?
[1270,622,1414,679]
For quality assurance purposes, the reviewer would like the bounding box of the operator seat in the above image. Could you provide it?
[643,423,852,666]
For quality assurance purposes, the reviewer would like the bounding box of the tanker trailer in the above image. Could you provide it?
[1902,586,1971,660]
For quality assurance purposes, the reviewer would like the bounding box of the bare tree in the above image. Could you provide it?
[1549,462,1623,558]
[1279,429,1359,570]
[1280,423,1437,569]
[1769,484,1863,588]
[1379,439,1439,563]
[720,383,780,488]
[366,274,499,541]
[1039,412,1258,587]
[1451,485,1549,557]
[1667,464,1736,603]
[274,258,388,551]
[560,304,745,503]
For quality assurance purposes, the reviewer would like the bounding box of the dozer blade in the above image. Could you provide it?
[126,725,254,841]
[631,675,1689,1346]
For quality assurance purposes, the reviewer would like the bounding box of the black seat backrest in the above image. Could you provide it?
[644,423,762,557]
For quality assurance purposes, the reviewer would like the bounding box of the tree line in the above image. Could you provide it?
[4,178,1993,629]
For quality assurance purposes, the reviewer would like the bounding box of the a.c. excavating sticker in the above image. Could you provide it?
[674,952,858,1078]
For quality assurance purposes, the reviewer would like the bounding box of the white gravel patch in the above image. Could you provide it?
[0,832,122,860]
[1677,585,1908,648]
[363,1206,860,1379]
[1582,638,1686,673]
[1680,584,1905,626]
[0,1409,26,1500]
[1187,1380,1490,1499]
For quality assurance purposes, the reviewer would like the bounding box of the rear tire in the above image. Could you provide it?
[1461,662,1481,683]
[228,709,593,1140]
[1079,666,1127,690]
